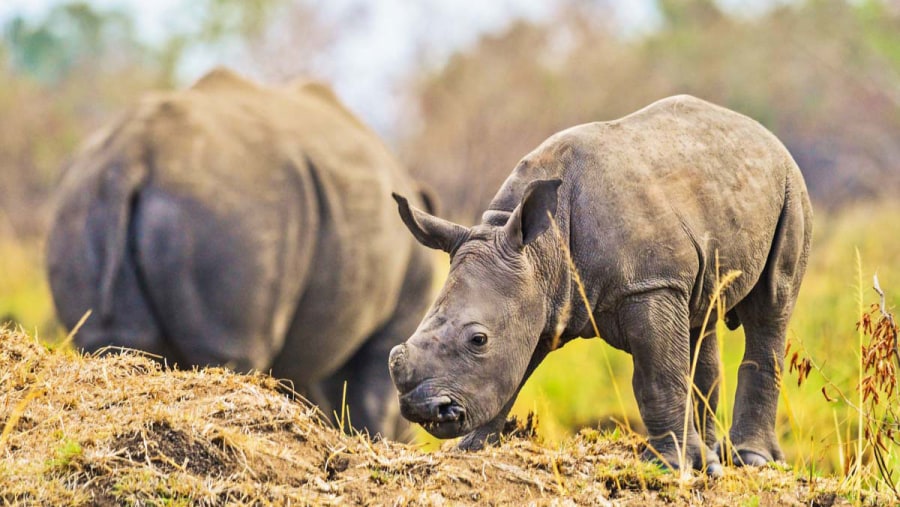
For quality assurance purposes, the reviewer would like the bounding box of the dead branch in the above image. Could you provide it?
[874,274,900,370]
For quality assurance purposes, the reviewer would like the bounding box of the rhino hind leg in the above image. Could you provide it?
[726,300,789,466]
[726,289,797,466]
[621,289,722,476]
[131,189,278,372]
[727,185,810,467]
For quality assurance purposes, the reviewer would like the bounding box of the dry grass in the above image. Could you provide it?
[788,272,900,501]
[0,327,880,506]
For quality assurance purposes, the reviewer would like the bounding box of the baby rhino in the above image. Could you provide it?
[389,95,811,476]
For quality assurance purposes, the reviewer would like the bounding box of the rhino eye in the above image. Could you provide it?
[470,333,488,347]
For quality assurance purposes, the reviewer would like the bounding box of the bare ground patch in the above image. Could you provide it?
[0,328,877,505]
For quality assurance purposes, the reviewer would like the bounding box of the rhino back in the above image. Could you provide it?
[49,70,423,381]
[490,95,804,332]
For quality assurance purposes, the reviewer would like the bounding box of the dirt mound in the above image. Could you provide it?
[0,328,860,505]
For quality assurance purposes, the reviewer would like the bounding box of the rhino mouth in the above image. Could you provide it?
[399,390,467,438]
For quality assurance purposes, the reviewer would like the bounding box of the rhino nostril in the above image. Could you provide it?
[431,395,451,409]
[427,395,459,422]
[436,400,465,423]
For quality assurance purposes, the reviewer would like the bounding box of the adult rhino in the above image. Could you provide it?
[389,95,812,475]
[47,68,435,439]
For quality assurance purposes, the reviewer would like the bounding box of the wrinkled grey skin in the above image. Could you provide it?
[47,68,435,439]
[389,95,812,475]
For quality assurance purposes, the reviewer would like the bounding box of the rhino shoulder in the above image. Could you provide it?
[189,67,259,93]
[483,137,581,224]
[289,80,368,130]
[622,94,756,129]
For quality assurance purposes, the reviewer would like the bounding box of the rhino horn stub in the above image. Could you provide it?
[392,192,468,254]
[389,344,416,393]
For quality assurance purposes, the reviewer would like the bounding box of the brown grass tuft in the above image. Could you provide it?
[0,327,879,505]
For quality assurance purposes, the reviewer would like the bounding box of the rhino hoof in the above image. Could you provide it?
[457,429,500,451]
[705,462,724,478]
[734,449,770,467]
[641,446,723,477]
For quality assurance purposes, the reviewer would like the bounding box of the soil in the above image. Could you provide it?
[0,328,873,505]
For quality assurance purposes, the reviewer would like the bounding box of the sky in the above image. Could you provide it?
[0,0,784,134]
[0,0,669,133]
[0,0,663,47]
[292,0,662,133]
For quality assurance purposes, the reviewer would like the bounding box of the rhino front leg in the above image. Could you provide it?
[690,324,720,450]
[456,396,515,451]
[457,339,552,451]
[621,289,722,477]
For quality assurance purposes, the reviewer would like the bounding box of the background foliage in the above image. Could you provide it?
[0,0,898,485]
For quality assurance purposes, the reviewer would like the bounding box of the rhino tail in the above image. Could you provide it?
[97,160,149,324]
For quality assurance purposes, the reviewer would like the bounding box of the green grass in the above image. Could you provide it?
[2,201,898,494]
[0,238,59,339]
[46,436,83,471]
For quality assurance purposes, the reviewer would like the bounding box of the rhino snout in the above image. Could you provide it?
[389,344,416,393]
[398,385,467,437]
[399,393,453,422]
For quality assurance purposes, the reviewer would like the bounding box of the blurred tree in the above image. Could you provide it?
[224,1,335,82]
[161,0,332,82]
[400,21,565,223]
[4,2,164,85]
[658,0,723,29]
[400,0,900,223]
[0,3,173,237]
[2,0,898,234]
[0,0,338,237]
[197,0,285,41]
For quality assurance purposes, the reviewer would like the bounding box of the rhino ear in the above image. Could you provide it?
[504,179,562,249]
[393,192,468,253]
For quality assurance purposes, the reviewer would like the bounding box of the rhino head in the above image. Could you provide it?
[389,179,562,441]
